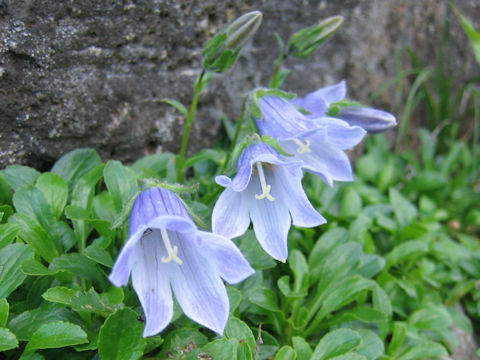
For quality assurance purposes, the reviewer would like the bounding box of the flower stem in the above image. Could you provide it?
[222,104,246,172]
[176,69,205,182]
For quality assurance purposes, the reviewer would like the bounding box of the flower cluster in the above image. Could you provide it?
[109,81,396,337]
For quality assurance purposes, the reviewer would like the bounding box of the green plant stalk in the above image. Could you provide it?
[473,89,479,180]
[176,69,205,182]
[222,105,246,173]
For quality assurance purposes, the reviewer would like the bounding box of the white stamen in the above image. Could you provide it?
[160,228,183,265]
[294,138,311,153]
[254,162,275,201]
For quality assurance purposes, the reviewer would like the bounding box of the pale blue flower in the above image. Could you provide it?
[256,96,366,186]
[109,187,254,337]
[212,142,325,261]
[292,80,397,133]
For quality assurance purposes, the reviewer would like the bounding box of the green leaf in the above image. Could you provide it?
[397,341,447,360]
[341,187,363,217]
[454,5,480,63]
[389,188,418,226]
[98,308,146,360]
[50,253,103,284]
[183,149,226,169]
[201,338,238,360]
[159,328,207,358]
[132,153,176,180]
[21,259,60,276]
[356,329,384,360]
[292,336,312,360]
[24,321,88,353]
[0,223,20,248]
[386,322,407,355]
[2,165,41,192]
[329,355,366,360]
[385,240,428,268]
[408,306,452,331]
[35,173,69,219]
[0,298,9,327]
[275,345,296,360]
[249,287,280,312]
[319,276,377,319]
[160,98,188,117]
[9,213,58,263]
[326,306,387,327]
[42,286,77,306]
[0,172,13,205]
[19,354,45,360]
[238,230,277,270]
[84,243,114,268]
[311,329,362,360]
[225,317,256,353]
[0,243,34,298]
[51,148,101,189]
[65,205,116,239]
[103,160,138,213]
[0,327,18,352]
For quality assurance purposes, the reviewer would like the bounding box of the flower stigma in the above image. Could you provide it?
[254,162,275,201]
[293,138,311,153]
[160,228,183,265]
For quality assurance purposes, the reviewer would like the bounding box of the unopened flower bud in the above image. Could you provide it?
[203,11,263,73]
[337,106,397,134]
[288,15,344,58]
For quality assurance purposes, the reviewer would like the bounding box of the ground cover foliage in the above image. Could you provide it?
[0,6,479,360]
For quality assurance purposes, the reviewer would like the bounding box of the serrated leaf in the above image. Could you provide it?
[51,148,101,189]
[35,172,69,219]
[225,317,256,353]
[84,243,114,267]
[7,303,81,341]
[160,98,188,117]
[0,327,18,352]
[0,243,34,298]
[24,321,88,353]
[2,165,41,192]
[201,338,238,360]
[311,329,362,360]
[98,308,146,360]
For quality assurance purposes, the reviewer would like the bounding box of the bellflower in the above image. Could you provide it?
[212,142,325,261]
[292,80,397,133]
[109,187,254,337]
[256,96,366,186]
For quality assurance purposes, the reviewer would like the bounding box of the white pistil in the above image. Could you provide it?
[294,138,311,153]
[160,228,183,265]
[254,162,275,201]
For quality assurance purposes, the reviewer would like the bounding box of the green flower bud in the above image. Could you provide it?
[288,15,344,58]
[203,11,263,73]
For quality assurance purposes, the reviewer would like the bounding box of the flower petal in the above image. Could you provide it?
[247,175,291,261]
[198,231,255,284]
[256,97,316,140]
[313,117,366,150]
[109,228,145,287]
[282,138,353,186]
[129,187,191,236]
[273,164,326,227]
[293,80,346,117]
[212,187,250,239]
[169,232,230,334]
[131,234,174,337]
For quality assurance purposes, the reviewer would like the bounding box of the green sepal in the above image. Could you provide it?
[327,99,365,116]
[260,135,293,157]
[248,88,297,119]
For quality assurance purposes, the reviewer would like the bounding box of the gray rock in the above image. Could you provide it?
[0,0,479,170]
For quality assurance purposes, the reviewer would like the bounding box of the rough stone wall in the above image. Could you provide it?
[1,0,479,170]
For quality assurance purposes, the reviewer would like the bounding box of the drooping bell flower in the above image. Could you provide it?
[109,187,254,337]
[256,96,366,186]
[212,142,325,261]
[292,80,397,133]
